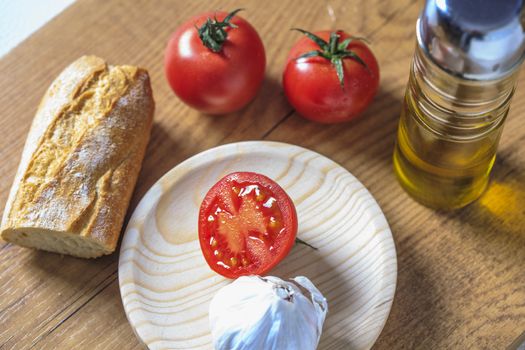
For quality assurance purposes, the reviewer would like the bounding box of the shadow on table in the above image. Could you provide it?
[130,121,185,210]
[26,248,117,298]
[349,85,403,165]
[200,75,289,141]
[372,240,443,349]
[340,83,403,149]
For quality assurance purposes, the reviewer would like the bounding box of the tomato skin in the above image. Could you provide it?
[198,172,297,279]
[283,30,379,123]
[164,11,266,114]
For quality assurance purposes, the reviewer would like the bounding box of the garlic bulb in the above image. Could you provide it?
[209,275,328,350]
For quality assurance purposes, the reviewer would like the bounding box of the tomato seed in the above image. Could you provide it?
[210,237,218,247]
[269,218,281,230]
[214,250,223,258]
[230,257,238,267]
[241,257,249,266]
[232,186,240,195]
[256,193,266,201]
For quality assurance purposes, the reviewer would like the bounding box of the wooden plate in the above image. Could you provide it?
[118,141,397,350]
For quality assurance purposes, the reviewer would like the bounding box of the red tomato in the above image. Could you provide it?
[283,30,379,123]
[164,10,266,114]
[198,172,298,279]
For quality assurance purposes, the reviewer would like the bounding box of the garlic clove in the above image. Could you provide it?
[292,276,328,333]
[209,275,328,350]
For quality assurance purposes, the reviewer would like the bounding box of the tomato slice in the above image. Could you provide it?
[198,172,298,279]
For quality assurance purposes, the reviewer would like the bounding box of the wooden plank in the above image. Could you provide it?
[0,0,524,348]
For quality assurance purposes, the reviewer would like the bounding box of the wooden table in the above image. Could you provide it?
[1,0,524,348]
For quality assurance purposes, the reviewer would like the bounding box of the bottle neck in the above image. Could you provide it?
[408,44,520,140]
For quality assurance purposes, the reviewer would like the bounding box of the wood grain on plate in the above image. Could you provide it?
[119,141,396,349]
[0,0,524,349]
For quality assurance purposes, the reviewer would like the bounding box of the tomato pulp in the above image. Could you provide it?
[198,172,298,278]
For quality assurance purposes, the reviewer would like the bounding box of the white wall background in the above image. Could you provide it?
[0,0,75,58]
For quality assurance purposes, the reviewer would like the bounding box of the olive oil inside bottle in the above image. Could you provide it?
[393,46,516,210]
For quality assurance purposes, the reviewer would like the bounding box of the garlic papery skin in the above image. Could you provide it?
[209,275,328,350]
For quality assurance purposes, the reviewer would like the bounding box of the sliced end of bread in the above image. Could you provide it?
[1,228,111,258]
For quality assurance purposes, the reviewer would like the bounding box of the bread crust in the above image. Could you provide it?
[0,55,154,257]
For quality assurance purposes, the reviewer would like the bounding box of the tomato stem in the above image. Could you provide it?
[295,237,318,250]
[292,28,370,88]
[196,8,243,52]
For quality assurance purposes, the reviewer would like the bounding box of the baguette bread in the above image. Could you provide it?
[0,55,154,258]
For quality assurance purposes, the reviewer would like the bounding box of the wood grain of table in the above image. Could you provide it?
[0,0,524,349]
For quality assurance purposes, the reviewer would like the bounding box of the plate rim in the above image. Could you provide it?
[118,140,398,349]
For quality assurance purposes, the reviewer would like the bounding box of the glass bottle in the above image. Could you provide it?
[393,0,525,209]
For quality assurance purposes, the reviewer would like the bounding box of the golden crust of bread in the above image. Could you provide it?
[0,55,154,258]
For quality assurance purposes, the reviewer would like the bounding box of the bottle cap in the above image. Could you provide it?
[419,0,525,80]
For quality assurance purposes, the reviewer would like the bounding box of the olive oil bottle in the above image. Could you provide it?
[394,0,525,209]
